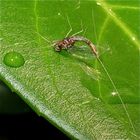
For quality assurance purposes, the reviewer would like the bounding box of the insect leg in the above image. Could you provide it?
[71,20,84,36]
[65,14,73,38]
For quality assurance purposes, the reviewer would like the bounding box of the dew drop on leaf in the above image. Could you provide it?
[3,51,25,68]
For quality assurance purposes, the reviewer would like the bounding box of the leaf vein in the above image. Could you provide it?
[96,0,140,50]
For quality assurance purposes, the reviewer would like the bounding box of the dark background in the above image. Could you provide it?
[0,80,69,140]
[0,112,69,140]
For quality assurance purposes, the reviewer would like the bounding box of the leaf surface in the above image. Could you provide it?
[0,0,140,139]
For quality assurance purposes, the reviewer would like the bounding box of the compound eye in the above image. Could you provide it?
[55,46,61,52]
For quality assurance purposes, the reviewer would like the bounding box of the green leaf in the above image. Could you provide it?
[0,0,140,139]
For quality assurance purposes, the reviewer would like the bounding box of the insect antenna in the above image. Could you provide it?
[71,20,84,37]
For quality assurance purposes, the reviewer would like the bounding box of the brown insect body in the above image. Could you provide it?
[54,36,98,57]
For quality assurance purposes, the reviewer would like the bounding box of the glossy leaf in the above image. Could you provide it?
[0,0,139,139]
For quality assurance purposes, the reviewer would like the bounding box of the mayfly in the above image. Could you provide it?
[53,36,99,58]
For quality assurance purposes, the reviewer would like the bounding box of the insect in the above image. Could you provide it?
[35,15,98,57]
[53,35,98,57]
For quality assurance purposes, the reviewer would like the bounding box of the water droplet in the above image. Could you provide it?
[132,37,136,41]
[96,2,101,6]
[111,91,117,96]
[107,88,140,104]
[57,12,61,16]
[3,51,25,68]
